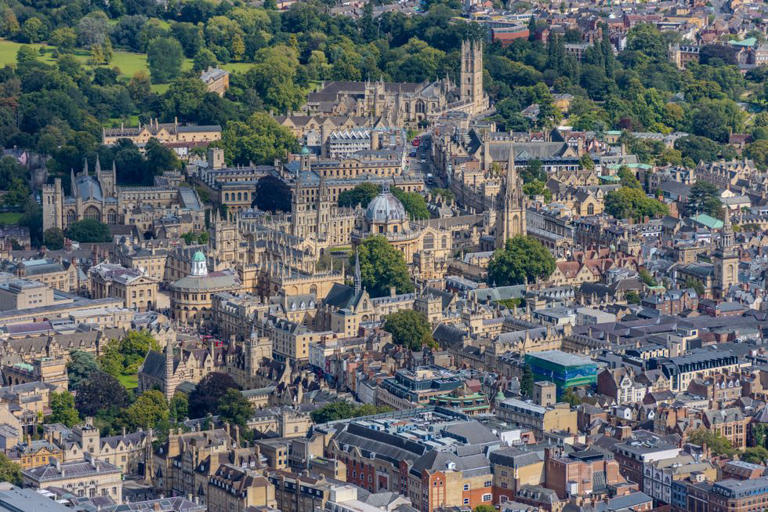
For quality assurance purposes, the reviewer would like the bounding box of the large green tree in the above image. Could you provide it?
[65,219,111,243]
[75,371,130,417]
[122,390,169,430]
[338,183,380,208]
[487,236,556,286]
[383,310,436,351]
[147,37,184,83]
[216,389,253,428]
[218,112,298,166]
[605,187,668,221]
[353,236,414,297]
[189,372,240,419]
[67,350,99,390]
[99,331,160,377]
[0,453,21,485]
[686,181,722,218]
[48,391,80,427]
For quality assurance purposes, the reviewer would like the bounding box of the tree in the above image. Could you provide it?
[43,228,64,250]
[686,181,722,218]
[487,236,556,286]
[122,390,169,430]
[353,236,414,297]
[145,138,180,176]
[193,49,218,72]
[99,331,160,377]
[741,446,768,464]
[753,423,768,449]
[561,387,582,406]
[687,428,735,456]
[77,11,109,48]
[383,310,436,351]
[188,372,240,419]
[48,391,80,427]
[216,389,253,428]
[147,37,184,84]
[170,392,189,422]
[218,112,298,166]
[65,219,111,243]
[579,153,595,171]
[674,135,723,164]
[338,183,380,208]
[745,140,768,170]
[253,175,292,212]
[0,453,21,485]
[310,401,391,424]
[520,159,546,183]
[67,350,99,389]
[50,28,77,52]
[605,187,668,221]
[391,187,430,220]
[617,166,642,189]
[75,371,130,417]
[520,365,534,398]
[21,17,45,43]
[638,268,657,287]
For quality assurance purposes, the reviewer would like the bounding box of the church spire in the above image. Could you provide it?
[720,207,734,250]
[354,250,362,296]
[82,157,89,177]
[95,154,101,175]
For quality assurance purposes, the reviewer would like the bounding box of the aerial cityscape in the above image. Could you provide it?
[0,0,765,511]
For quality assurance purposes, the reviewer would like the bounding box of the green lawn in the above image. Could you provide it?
[0,212,22,225]
[117,374,139,390]
[0,39,192,83]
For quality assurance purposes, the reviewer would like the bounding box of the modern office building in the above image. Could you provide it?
[524,351,598,393]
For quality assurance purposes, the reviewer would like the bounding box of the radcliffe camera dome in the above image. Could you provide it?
[366,185,407,223]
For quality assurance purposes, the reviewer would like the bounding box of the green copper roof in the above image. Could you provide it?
[192,251,206,262]
[691,214,723,230]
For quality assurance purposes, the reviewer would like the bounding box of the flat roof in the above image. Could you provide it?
[526,350,596,368]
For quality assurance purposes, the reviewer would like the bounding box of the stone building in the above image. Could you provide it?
[200,67,230,97]
[102,118,221,157]
[207,464,276,512]
[302,40,488,126]
[42,159,205,233]
[22,456,123,501]
[88,263,158,311]
[169,251,241,325]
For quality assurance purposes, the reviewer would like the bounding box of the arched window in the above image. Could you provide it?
[84,206,100,221]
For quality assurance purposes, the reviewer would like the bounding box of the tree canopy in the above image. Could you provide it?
[487,236,556,286]
[188,372,240,419]
[605,187,668,221]
[352,236,414,297]
[75,371,130,417]
[383,309,436,351]
[310,400,392,424]
[338,183,381,208]
[65,219,112,243]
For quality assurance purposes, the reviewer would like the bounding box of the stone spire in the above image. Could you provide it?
[354,250,362,296]
[721,207,734,250]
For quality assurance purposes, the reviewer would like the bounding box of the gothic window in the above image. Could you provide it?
[415,101,426,114]
[67,210,77,224]
[587,204,594,215]
[442,236,447,248]
[84,205,100,221]
[107,211,117,224]
[424,234,434,250]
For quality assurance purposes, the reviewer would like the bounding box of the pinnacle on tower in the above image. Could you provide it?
[354,250,362,296]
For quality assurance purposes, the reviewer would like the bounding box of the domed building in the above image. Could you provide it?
[353,184,453,279]
[169,250,241,325]
[365,184,409,234]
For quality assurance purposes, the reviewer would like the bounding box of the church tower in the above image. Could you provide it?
[495,146,526,249]
[713,208,738,299]
[316,174,332,241]
[461,39,485,114]
[42,178,63,232]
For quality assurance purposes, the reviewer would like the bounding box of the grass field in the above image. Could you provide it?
[0,39,193,90]
[117,374,139,390]
[0,212,22,225]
